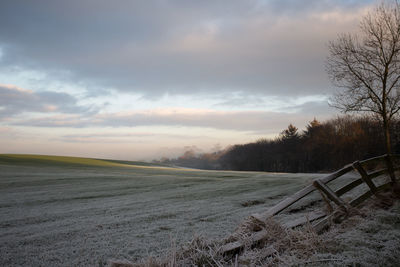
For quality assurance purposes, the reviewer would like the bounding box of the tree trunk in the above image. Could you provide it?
[383,117,392,154]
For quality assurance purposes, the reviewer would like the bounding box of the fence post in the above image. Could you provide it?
[313,179,347,209]
[353,161,378,195]
[316,187,334,213]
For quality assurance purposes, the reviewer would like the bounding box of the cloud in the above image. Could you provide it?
[0,126,17,137]
[0,1,371,161]
[0,84,95,119]
[0,0,374,99]
[58,132,208,143]
[11,102,333,133]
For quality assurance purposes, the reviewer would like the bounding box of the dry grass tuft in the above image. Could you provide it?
[176,236,223,266]
[226,216,267,243]
[110,216,325,267]
[237,219,324,266]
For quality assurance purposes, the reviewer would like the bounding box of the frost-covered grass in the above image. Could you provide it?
[314,196,400,266]
[0,154,324,266]
[112,193,400,267]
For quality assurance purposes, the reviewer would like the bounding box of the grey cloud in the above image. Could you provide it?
[0,0,373,99]
[13,115,87,127]
[265,0,373,15]
[11,101,333,132]
[294,100,335,115]
[58,132,208,143]
[0,84,95,118]
[215,94,268,108]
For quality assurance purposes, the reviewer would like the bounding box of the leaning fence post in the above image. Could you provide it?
[353,161,378,195]
[313,179,347,209]
[385,154,397,184]
[315,186,334,213]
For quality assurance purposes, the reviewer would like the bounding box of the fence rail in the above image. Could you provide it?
[222,154,400,255]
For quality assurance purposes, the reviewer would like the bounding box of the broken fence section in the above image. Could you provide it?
[222,154,400,255]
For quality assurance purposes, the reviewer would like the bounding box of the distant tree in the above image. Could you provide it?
[280,123,299,141]
[326,1,400,154]
[303,118,324,171]
[303,118,321,138]
[279,124,301,172]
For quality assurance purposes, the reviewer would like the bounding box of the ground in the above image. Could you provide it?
[1,154,399,266]
[0,154,321,266]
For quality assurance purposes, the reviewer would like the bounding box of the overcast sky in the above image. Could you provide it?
[0,0,375,160]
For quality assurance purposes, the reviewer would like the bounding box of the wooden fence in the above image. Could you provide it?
[222,154,400,255]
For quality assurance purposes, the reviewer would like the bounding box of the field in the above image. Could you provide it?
[0,154,325,266]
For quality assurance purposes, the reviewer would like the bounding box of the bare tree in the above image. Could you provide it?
[327,1,400,154]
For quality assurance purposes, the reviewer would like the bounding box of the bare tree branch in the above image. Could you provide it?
[326,1,400,153]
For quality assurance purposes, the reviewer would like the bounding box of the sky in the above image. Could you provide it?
[0,0,376,161]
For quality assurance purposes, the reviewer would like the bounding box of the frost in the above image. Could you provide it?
[1,161,399,266]
[0,163,320,266]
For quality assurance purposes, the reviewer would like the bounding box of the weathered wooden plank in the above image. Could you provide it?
[313,180,346,207]
[359,154,387,165]
[350,182,392,207]
[368,168,388,179]
[336,178,363,196]
[320,165,354,184]
[220,240,243,255]
[221,230,269,255]
[312,213,334,234]
[252,184,316,222]
[349,190,373,207]
[353,161,378,194]
[283,211,326,229]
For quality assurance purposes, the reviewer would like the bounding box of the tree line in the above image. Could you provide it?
[158,116,400,173]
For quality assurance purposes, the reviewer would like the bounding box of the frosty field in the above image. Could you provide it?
[0,154,325,266]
